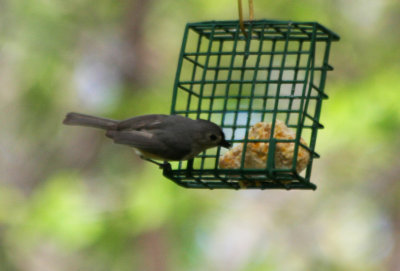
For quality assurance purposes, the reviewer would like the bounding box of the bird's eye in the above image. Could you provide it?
[209,134,218,141]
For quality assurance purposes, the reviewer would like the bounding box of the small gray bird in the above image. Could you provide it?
[63,112,230,166]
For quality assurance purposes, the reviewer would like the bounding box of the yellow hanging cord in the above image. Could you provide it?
[238,0,246,37]
[238,0,254,38]
[248,0,254,20]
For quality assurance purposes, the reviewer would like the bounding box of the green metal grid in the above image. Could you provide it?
[163,20,340,190]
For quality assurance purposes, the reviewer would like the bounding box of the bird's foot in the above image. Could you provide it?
[140,156,171,170]
[160,161,171,171]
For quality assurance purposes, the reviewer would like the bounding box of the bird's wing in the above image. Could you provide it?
[107,130,159,149]
[106,130,191,160]
[117,114,171,131]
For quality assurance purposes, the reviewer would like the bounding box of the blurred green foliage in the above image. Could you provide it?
[1,0,400,270]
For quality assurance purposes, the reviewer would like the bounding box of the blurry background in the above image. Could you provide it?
[1,0,400,270]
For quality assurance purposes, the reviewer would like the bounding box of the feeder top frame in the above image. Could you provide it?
[187,20,340,42]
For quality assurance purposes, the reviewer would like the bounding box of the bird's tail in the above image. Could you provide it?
[63,112,118,130]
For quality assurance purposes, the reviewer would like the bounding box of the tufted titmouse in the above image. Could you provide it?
[63,112,231,166]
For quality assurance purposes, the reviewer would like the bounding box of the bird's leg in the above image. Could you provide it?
[140,156,170,170]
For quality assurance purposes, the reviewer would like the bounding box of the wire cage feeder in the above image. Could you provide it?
[163,20,340,190]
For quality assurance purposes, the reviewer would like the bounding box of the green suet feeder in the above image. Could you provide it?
[163,20,339,190]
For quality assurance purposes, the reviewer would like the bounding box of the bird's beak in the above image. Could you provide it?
[220,139,231,149]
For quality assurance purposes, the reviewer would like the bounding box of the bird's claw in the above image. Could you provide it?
[140,156,171,170]
[160,161,172,171]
